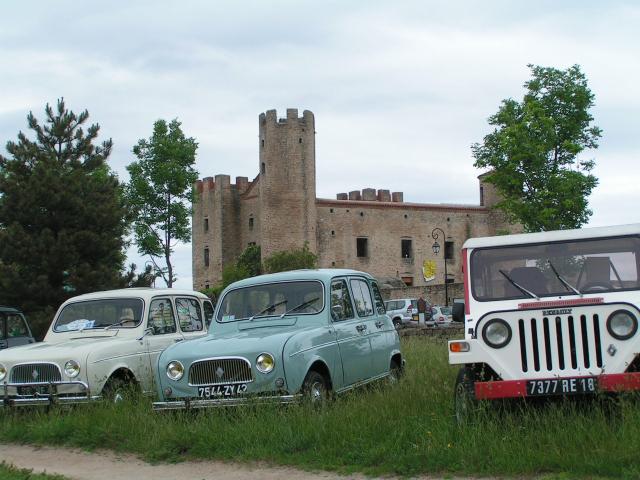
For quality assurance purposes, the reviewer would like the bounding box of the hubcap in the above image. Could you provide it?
[310,381,324,402]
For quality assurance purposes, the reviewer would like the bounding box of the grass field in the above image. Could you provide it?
[0,463,69,480]
[0,337,639,479]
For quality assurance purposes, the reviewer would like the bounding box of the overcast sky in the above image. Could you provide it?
[1,1,638,289]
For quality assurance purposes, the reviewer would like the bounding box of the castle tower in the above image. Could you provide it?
[258,109,317,261]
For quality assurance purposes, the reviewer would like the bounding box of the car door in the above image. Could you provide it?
[349,277,384,378]
[5,313,34,348]
[175,297,207,340]
[330,278,373,387]
[145,297,184,384]
[368,280,395,376]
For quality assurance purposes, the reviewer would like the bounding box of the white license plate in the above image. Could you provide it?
[527,377,597,396]
[197,384,248,398]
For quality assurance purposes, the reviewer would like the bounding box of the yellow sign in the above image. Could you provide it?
[423,260,436,282]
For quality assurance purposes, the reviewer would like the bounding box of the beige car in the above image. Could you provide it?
[0,288,214,406]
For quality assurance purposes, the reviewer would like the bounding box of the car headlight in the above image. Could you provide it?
[64,360,81,378]
[166,361,184,381]
[0,363,6,382]
[607,310,638,340]
[482,319,512,349]
[256,353,275,374]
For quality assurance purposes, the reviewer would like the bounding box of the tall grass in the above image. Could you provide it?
[0,463,69,480]
[1,337,639,479]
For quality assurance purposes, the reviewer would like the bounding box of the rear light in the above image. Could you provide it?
[407,306,413,313]
[449,341,470,353]
[438,316,444,322]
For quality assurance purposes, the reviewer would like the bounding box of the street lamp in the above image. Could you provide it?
[431,227,448,306]
[144,260,157,288]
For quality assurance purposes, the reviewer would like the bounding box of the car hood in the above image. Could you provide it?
[161,324,303,362]
[0,336,122,364]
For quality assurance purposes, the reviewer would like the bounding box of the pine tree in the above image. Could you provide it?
[0,99,128,335]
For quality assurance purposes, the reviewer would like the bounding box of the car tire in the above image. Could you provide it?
[103,376,136,404]
[302,370,329,406]
[454,366,478,425]
[388,359,402,384]
[392,317,402,329]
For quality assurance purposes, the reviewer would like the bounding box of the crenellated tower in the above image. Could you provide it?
[258,109,317,261]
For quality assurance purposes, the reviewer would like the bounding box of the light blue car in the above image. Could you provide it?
[153,269,403,409]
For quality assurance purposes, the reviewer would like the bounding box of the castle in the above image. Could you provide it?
[192,109,513,292]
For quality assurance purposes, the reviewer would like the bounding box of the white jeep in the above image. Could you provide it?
[0,288,213,406]
[449,224,640,421]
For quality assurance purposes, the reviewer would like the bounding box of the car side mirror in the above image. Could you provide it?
[331,304,343,320]
[452,302,465,323]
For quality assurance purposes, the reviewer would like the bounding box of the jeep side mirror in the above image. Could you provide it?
[452,302,465,323]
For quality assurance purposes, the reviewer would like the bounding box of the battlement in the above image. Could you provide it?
[194,175,251,194]
[336,189,404,203]
[259,108,314,126]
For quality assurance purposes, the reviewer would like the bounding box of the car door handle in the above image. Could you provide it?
[356,324,367,333]
[174,338,184,343]
[375,321,384,329]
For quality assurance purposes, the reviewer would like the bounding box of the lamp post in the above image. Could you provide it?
[431,227,448,307]
[144,260,157,288]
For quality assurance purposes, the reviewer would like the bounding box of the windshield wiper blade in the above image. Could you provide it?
[280,297,320,318]
[499,270,539,300]
[249,299,288,321]
[548,261,582,296]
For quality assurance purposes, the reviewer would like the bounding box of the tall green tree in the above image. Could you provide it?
[263,242,317,273]
[0,99,128,334]
[126,119,198,287]
[472,64,601,232]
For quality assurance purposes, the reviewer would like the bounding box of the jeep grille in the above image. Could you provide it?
[188,358,253,386]
[518,314,603,373]
[10,363,62,384]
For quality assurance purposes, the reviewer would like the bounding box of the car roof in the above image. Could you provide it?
[464,223,640,249]
[0,306,21,313]
[228,269,374,289]
[61,288,210,303]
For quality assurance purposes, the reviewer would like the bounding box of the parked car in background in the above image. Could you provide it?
[0,289,214,407]
[0,306,35,350]
[154,269,403,410]
[431,306,453,326]
[384,298,418,327]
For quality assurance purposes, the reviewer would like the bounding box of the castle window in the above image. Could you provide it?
[360,212,364,217]
[444,240,454,260]
[331,261,336,267]
[356,238,368,258]
[205,283,210,289]
[249,217,254,229]
[261,139,265,148]
[330,208,334,213]
[248,242,256,246]
[261,162,266,174]
[204,218,209,232]
[299,138,302,143]
[401,239,413,259]
[204,247,210,267]
[480,186,484,206]
[401,276,414,287]
[404,214,408,219]
[331,230,335,236]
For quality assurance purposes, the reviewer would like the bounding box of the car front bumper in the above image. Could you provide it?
[1,381,100,407]
[474,372,640,400]
[153,393,303,411]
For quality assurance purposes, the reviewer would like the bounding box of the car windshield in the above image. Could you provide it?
[217,281,324,322]
[471,235,640,301]
[54,298,144,331]
[440,307,452,315]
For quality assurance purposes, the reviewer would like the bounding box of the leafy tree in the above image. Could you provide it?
[126,119,198,287]
[120,263,158,288]
[263,242,317,273]
[236,244,262,277]
[0,99,128,335]
[472,64,601,232]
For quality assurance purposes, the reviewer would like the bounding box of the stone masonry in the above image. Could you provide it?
[192,109,516,290]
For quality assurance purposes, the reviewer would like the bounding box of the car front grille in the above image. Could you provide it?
[518,314,603,373]
[188,358,253,386]
[10,363,62,384]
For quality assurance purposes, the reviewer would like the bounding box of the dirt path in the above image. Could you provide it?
[0,443,489,480]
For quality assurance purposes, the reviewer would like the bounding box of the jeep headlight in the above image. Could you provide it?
[256,353,275,374]
[607,310,638,340]
[64,360,81,378]
[482,319,512,349]
[0,363,6,382]
[166,361,184,381]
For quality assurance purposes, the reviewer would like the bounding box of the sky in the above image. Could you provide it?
[1,1,639,289]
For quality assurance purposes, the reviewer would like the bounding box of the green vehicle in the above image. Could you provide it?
[153,269,403,409]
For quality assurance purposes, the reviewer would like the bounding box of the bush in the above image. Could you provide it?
[263,242,317,273]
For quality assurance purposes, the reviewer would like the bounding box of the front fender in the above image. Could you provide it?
[282,328,340,393]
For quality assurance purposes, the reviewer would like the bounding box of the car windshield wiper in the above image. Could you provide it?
[249,299,288,321]
[280,297,320,318]
[548,261,582,296]
[499,270,539,300]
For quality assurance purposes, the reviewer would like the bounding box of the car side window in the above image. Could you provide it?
[330,279,355,321]
[203,300,214,328]
[350,278,374,317]
[6,314,29,338]
[176,298,203,332]
[147,298,177,335]
[370,281,386,314]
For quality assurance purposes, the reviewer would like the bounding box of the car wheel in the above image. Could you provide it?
[392,318,402,329]
[103,376,136,404]
[454,367,478,425]
[302,370,329,406]
[388,359,402,384]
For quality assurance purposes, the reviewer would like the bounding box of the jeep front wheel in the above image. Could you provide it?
[454,366,478,425]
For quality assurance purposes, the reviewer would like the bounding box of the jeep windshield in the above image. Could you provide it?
[217,281,324,322]
[54,298,144,332]
[471,235,640,301]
